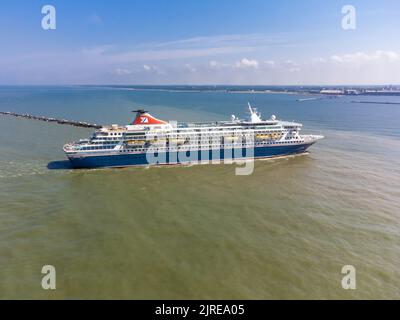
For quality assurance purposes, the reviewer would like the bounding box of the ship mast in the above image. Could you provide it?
[247,102,262,123]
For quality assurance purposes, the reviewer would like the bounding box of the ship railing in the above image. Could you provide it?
[63,144,76,152]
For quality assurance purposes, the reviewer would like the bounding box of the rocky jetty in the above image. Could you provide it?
[0,111,102,129]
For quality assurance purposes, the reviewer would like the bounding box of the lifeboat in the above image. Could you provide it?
[256,134,271,140]
[272,132,282,139]
[168,138,185,145]
[224,136,239,142]
[148,139,167,146]
[126,140,146,146]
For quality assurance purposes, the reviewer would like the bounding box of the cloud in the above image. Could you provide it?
[209,60,219,68]
[143,64,158,72]
[235,58,259,69]
[105,46,255,63]
[330,50,400,64]
[2,27,400,85]
[150,33,286,49]
[112,68,132,75]
[209,58,261,69]
[184,64,197,72]
[311,57,327,64]
[142,64,165,75]
[301,50,400,84]
[208,60,230,69]
[180,50,400,84]
[283,60,301,72]
[76,33,288,64]
[81,45,114,55]
[264,60,276,67]
[0,32,290,85]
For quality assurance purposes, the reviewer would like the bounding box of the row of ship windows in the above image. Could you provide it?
[93,137,120,141]
[80,140,303,151]
[172,130,283,134]
[94,133,286,141]
[81,146,115,150]
[118,141,303,152]
[100,132,123,136]
[97,130,287,138]
[175,127,283,132]
[90,137,300,146]
[90,141,118,144]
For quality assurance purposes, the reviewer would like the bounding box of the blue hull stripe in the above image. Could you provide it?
[68,143,314,169]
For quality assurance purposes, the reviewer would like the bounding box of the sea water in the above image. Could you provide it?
[0,86,399,299]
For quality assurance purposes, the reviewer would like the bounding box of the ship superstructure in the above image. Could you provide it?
[64,104,323,168]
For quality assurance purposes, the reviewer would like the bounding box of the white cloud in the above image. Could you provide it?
[209,60,229,69]
[282,60,300,72]
[235,58,259,69]
[3,32,400,85]
[209,58,262,70]
[175,50,400,84]
[81,45,114,56]
[330,50,400,64]
[76,33,286,64]
[209,60,219,68]
[142,64,165,75]
[112,68,132,75]
[150,33,286,49]
[184,64,197,72]
[311,57,327,64]
[106,46,255,63]
[143,64,159,72]
[264,60,276,67]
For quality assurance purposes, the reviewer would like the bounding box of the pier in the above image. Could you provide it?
[350,100,400,105]
[0,111,102,129]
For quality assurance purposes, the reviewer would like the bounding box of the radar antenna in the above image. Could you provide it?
[132,109,148,114]
[247,102,253,114]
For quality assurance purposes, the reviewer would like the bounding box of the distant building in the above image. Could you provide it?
[320,89,344,95]
[344,89,360,95]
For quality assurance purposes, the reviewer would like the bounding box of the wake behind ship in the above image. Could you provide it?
[63,104,323,168]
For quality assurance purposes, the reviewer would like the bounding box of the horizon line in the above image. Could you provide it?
[1,83,400,87]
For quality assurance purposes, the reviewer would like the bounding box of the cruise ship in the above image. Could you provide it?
[63,104,323,168]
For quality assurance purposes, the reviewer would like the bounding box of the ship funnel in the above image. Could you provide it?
[132,111,167,125]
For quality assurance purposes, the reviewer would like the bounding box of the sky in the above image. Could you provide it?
[0,0,400,85]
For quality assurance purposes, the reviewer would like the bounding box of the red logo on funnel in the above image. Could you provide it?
[132,113,167,125]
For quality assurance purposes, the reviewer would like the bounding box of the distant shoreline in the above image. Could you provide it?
[2,84,400,97]
[83,85,400,97]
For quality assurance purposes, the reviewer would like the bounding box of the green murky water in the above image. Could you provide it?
[0,87,399,299]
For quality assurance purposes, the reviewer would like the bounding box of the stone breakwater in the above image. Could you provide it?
[0,111,102,129]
